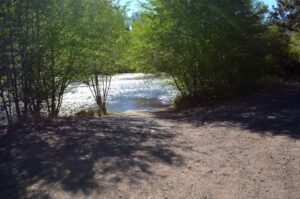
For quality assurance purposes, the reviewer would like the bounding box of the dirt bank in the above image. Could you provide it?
[0,86,299,199]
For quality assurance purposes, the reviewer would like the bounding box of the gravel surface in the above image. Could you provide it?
[0,86,299,199]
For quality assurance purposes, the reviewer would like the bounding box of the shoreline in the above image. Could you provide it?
[0,85,299,198]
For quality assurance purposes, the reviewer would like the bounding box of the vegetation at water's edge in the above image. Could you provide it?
[129,0,300,109]
[1,0,300,127]
[0,0,129,127]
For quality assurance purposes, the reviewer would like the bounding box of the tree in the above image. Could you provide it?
[80,0,129,115]
[131,0,270,106]
[270,1,300,76]
[271,0,300,32]
[0,0,129,126]
[0,0,90,125]
[42,0,84,116]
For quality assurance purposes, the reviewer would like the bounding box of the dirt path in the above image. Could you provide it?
[0,86,300,199]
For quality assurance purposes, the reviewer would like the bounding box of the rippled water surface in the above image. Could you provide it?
[60,73,177,116]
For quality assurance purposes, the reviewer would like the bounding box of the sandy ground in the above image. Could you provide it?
[0,86,300,199]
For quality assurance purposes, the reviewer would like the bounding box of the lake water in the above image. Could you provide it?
[60,73,177,116]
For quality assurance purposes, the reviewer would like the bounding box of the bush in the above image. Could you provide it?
[174,95,197,110]
[131,0,271,104]
[75,109,97,118]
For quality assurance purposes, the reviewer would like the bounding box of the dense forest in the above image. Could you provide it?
[0,0,299,127]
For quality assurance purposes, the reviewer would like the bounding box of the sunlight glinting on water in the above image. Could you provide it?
[60,73,177,116]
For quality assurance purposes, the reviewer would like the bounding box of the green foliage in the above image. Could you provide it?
[80,0,129,76]
[263,25,290,76]
[289,33,300,61]
[130,0,271,104]
[173,94,200,110]
[1,0,298,125]
[271,0,300,77]
[77,0,129,115]
[0,0,129,125]
[271,0,300,32]
[286,32,300,75]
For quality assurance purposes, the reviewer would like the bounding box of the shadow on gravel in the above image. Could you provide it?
[0,116,183,198]
[152,86,300,139]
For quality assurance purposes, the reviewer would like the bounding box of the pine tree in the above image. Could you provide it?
[272,0,300,32]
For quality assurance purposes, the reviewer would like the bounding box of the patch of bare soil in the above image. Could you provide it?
[0,86,299,199]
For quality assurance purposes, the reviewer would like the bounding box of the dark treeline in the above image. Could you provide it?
[130,0,300,108]
[0,0,128,127]
[0,0,300,127]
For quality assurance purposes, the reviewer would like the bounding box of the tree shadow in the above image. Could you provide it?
[0,116,183,198]
[152,86,300,139]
